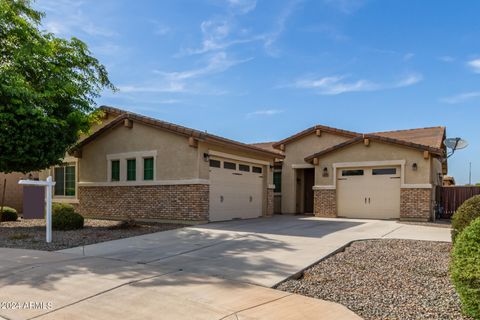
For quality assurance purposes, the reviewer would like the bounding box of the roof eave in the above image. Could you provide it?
[272,125,360,149]
[71,113,285,159]
[304,135,444,163]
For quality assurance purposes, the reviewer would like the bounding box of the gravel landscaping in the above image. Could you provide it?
[277,239,472,320]
[0,218,185,251]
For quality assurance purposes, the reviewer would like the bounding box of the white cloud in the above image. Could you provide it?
[247,109,284,117]
[118,52,252,94]
[158,52,252,81]
[181,0,300,57]
[150,20,171,36]
[403,53,415,61]
[467,58,480,73]
[290,73,422,95]
[438,56,455,62]
[262,0,302,56]
[294,76,378,95]
[394,73,423,87]
[226,0,257,14]
[440,91,480,104]
[37,0,116,38]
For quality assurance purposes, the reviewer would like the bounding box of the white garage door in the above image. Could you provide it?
[209,158,264,222]
[337,166,401,219]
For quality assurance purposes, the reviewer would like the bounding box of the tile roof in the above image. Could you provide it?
[371,126,446,150]
[249,142,284,154]
[73,106,284,159]
[304,134,445,162]
[253,125,446,157]
[271,125,360,148]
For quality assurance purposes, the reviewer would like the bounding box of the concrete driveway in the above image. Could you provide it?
[0,216,450,320]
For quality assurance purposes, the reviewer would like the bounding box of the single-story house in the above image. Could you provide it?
[40,106,283,223]
[36,105,446,223]
[252,125,446,221]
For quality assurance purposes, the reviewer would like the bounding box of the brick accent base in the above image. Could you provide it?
[266,189,274,217]
[400,188,432,221]
[77,184,209,221]
[313,189,337,217]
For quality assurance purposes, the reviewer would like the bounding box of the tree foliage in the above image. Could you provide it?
[0,0,115,173]
[450,217,480,319]
[451,195,480,242]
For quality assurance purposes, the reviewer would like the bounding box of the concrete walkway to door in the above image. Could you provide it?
[0,216,450,320]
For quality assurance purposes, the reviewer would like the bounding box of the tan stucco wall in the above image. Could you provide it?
[281,132,350,213]
[198,142,274,182]
[80,123,200,182]
[314,141,432,186]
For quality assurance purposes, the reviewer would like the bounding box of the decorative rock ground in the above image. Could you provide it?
[277,239,472,320]
[0,218,184,251]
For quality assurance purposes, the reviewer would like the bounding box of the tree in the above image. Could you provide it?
[0,0,115,173]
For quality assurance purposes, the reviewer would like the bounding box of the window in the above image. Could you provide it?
[239,164,250,172]
[127,159,136,181]
[342,169,364,176]
[144,157,154,180]
[273,172,282,193]
[111,160,120,181]
[209,159,221,168]
[372,168,397,175]
[54,164,76,196]
[252,166,262,174]
[224,161,236,170]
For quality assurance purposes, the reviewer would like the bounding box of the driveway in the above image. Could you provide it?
[0,216,450,320]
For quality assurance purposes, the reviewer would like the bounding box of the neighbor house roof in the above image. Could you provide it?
[250,142,284,154]
[72,106,285,159]
[304,134,445,162]
[371,126,446,150]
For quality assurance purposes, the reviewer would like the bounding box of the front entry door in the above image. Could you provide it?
[304,168,315,213]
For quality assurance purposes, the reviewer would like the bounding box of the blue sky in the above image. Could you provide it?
[36,0,479,184]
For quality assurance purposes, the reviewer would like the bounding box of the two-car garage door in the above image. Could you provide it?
[209,158,264,222]
[337,166,401,219]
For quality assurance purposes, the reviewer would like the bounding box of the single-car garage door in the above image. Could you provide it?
[209,158,264,221]
[337,166,401,219]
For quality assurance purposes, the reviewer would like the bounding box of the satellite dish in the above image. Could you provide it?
[444,137,468,158]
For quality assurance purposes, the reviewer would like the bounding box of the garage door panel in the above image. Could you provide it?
[209,162,263,222]
[337,167,400,219]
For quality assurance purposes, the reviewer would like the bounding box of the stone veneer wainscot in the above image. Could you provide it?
[313,187,433,221]
[77,184,209,221]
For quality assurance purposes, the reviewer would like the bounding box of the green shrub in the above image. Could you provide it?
[52,203,84,230]
[52,203,76,216]
[0,206,18,221]
[450,217,480,319]
[451,195,480,242]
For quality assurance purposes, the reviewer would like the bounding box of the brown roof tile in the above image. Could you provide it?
[249,142,283,154]
[304,133,445,162]
[272,125,360,149]
[73,106,284,159]
[370,126,446,150]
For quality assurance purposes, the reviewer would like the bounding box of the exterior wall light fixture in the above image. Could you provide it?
[323,167,329,177]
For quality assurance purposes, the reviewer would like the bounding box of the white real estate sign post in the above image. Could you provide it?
[18,176,55,243]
